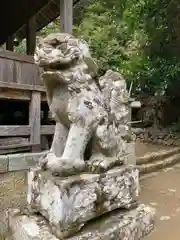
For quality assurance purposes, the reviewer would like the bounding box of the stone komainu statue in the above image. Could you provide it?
[34,33,134,176]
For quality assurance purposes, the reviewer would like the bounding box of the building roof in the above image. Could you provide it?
[0,0,49,45]
[0,0,93,45]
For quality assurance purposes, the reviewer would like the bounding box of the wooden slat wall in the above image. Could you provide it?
[0,50,54,153]
[0,125,54,137]
[0,50,43,86]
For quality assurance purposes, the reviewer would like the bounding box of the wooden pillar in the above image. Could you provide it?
[60,0,73,33]
[27,15,39,151]
[6,36,14,51]
[26,15,36,55]
[29,91,41,152]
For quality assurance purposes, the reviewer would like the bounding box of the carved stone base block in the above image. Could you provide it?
[8,204,155,240]
[27,165,139,238]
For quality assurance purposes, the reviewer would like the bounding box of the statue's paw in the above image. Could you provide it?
[87,158,105,173]
[47,157,85,177]
[38,152,49,170]
[87,155,123,173]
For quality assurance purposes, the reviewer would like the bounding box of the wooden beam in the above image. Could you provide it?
[6,36,14,51]
[0,125,54,137]
[0,143,33,155]
[29,91,41,152]
[0,82,45,92]
[0,87,47,102]
[0,88,47,101]
[0,50,34,63]
[26,15,36,55]
[0,126,30,137]
[60,0,73,33]
[0,88,31,101]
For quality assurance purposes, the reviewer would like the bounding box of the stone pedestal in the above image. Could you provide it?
[8,204,155,240]
[7,165,155,240]
[27,166,138,238]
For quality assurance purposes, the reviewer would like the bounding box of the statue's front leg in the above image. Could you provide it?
[47,122,92,176]
[50,122,68,157]
[39,122,68,169]
[47,95,105,176]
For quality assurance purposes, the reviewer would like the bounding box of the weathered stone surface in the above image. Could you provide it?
[27,165,138,238]
[8,204,155,240]
[138,153,180,175]
[125,142,136,165]
[35,33,135,177]
[137,147,180,165]
[8,209,58,240]
[8,152,48,172]
[0,155,8,173]
[68,204,155,240]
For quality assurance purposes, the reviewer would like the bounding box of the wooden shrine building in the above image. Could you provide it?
[0,0,79,154]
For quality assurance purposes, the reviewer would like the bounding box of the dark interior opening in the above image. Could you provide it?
[0,99,29,125]
[0,99,56,126]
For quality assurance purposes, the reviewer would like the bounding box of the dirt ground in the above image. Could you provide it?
[141,164,180,240]
[135,140,180,239]
[0,171,27,238]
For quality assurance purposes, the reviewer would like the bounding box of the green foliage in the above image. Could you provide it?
[11,0,180,96]
[75,0,180,95]
[15,44,26,53]
[38,21,60,38]
[76,1,145,86]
